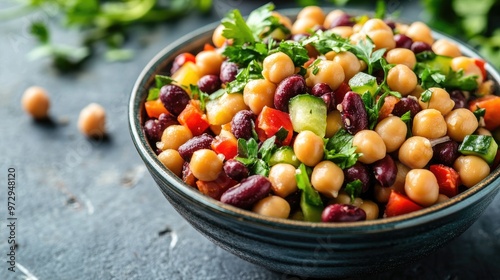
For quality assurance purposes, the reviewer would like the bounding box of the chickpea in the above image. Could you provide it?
[252,195,291,219]
[374,116,407,153]
[432,39,461,57]
[366,29,396,50]
[332,51,361,80]
[294,130,324,166]
[476,127,492,136]
[329,26,353,39]
[272,12,292,30]
[436,194,450,203]
[331,191,363,207]
[268,163,298,198]
[359,200,379,220]
[158,149,184,177]
[405,21,434,45]
[195,50,224,76]
[451,56,484,85]
[243,79,276,115]
[21,86,50,119]
[291,17,318,35]
[374,184,392,203]
[352,130,386,164]
[419,87,455,115]
[212,24,226,48]
[311,161,344,198]
[305,60,345,90]
[405,169,439,207]
[361,18,392,33]
[398,136,433,169]
[445,108,479,142]
[159,125,193,150]
[412,109,447,139]
[392,161,411,192]
[323,9,345,29]
[297,6,325,25]
[190,149,223,181]
[385,48,417,69]
[453,155,490,188]
[325,110,342,138]
[387,64,418,95]
[78,103,106,138]
[262,52,295,84]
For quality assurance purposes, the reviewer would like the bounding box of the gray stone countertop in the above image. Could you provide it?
[0,1,499,279]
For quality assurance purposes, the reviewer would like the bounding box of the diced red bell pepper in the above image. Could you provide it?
[378,95,399,121]
[212,130,238,160]
[429,164,461,198]
[384,190,424,218]
[469,95,500,131]
[145,98,169,118]
[474,58,487,81]
[334,82,351,104]
[196,172,238,200]
[255,106,293,146]
[203,43,216,51]
[178,100,210,136]
[171,52,196,74]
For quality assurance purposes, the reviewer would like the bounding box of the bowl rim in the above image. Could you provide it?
[129,7,500,232]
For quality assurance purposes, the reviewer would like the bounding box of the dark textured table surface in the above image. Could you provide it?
[1,1,499,279]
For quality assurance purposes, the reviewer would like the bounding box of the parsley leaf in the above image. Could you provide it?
[223,42,268,66]
[155,75,175,88]
[296,163,324,222]
[345,179,363,203]
[275,41,309,67]
[443,69,479,91]
[420,89,433,103]
[473,107,486,120]
[221,9,256,45]
[324,129,360,169]
[362,90,401,129]
[351,36,386,74]
[226,60,263,93]
[235,136,276,176]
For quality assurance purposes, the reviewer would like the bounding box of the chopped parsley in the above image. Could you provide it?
[323,129,361,169]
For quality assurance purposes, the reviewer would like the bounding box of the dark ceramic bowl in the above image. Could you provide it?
[129,9,500,278]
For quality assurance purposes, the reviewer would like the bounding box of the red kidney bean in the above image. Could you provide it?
[391,97,421,118]
[285,190,302,213]
[322,204,366,222]
[231,110,255,140]
[220,175,272,209]
[344,162,372,193]
[394,34,413,49]
[220,61,238,84]
[372,155,397,187]
[450,90,467,109]
[160,84,190,116]
[144,113,178,143]
[198,74,221,94]
[411,41,433,54]
[339,91,368,134]
[182,162,197,188]
[432,140,460,167]
[384,19,396,30]
[178,133,214,161]
[274,74,307,112]
[311,83,333,97]
[328,13,354,28]
[223,159,249,181]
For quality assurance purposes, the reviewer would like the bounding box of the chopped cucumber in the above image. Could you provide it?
[269,146,300,167]
[288,94,327,138]
[348,72,378,96]
[418,53,453,74]
[458,135,498,164]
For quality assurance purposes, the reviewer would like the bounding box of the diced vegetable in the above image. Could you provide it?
[474,58,487,81]
[296,164,323,222]
[255,106,293,146]
[420,54,453,74]
[429,164,461,197]
[469,95,500,131]
[348,72,378,96]
[196,172,238,200]
[171,61,200,91]
[212,130,238,160]
[144,98,169,118]
[178,100,209,136]
[384,190,423,217]
[288,94,327,137]
[458,135,498,164]
[269,146,300,167]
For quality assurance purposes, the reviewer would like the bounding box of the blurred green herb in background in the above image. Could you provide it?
[0,0,212,70]
[1,0,499,70]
